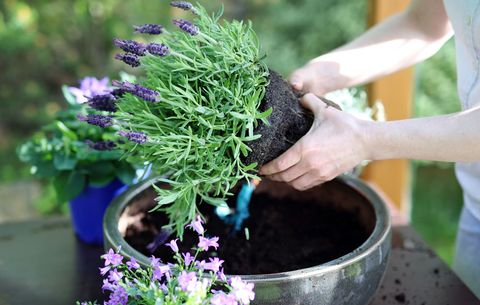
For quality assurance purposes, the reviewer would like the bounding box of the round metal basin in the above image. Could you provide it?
[104,175,391,305]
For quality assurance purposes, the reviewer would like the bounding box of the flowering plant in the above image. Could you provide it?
[78,1,383,235]
[79,2,269,235]
[17,76,137,202]
[77,216,255,305]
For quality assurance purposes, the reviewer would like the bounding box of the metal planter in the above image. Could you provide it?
[104,175,391,305]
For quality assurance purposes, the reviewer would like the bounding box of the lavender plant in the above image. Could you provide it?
[81,2,269,235]
[77,216,255,305]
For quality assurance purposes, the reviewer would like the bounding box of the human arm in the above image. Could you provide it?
[290,0,453,95]
[259,94,480,190]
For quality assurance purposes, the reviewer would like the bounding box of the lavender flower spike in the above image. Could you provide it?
[112,80,160,103]
[115,53,141,68]
[86,140,116,151]
[119,130,148,144]
[134,24,164,35]
[147,43,170,57]
[173,19,199,36]
[113,39,146,56]
[170,1,198,14]
[77,114,113,128]
[87,94,117,112]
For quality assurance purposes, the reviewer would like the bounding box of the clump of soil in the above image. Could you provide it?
[124,181,370,275]
[244,70,339,166]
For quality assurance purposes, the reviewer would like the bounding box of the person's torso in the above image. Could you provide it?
[443,0,480,219]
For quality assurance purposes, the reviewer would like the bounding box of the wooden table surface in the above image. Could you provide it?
[0,217,478,305]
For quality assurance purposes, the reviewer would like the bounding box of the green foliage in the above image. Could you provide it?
[249,0,367,75]
[17,90,136,203]
[114,5,269,235]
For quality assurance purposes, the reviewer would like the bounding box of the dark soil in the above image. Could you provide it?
[124,181,371,275]
[244,70,339,166]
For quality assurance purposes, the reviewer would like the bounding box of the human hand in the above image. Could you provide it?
[289,60,347,96]
[259,93,371,191]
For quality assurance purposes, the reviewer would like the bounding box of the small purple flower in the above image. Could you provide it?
[77,114,113,128]
[102,279,115,292]
[147,43,170,57]
[204,257,224,273]
[134,24,164,35]
[115,53,141,67]
[108,269,123,284]
[118,130,148,144]
[68,76,110,104]
[166,239,179,252]
[187,215,205,235]
[87,94,117,112]
[230,276,255,304]
[218,268,227,282]
[113,38,146,56]
[198,236,219,251]
[178,271,197,292]
[150,256,161,268]
[112,80,160,103]
[86,140,116,151]
[111,88,126,98]
[211,292,238,305]
[102,249,123,267]
[173,19,199,35]
[99,266,111,276]
[182,252,194,266]
[106,286,128,305]
[196,259,206,270]
[126,257,140,270]
[152,264,171,282]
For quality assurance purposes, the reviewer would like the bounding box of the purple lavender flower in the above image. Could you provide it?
[198,236,219,251]
[204,257,224,273]
[112,80,160,103]
[77,114,113,128]
[86,140,117,151]
[211,292,238,305]
[187,215,205,235]
[101,249,123,266]
[182,252,194,266]
[147,43,170,57]
[115,53,141,68]
[106,286,128,305]
[178,271,197,292]
[69,76,110,104]
[173,19,199,35]
[165,239,179,252]
[230,276,255,304]
[87,94,117,112]
[111,88,126,98]
[126,258,140,270]
[134,24,164,35]
[113,38,146,56]
[170,1,193,10]
[118,130,148,144]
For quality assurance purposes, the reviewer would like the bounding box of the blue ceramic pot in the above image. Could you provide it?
[69,179,127,245]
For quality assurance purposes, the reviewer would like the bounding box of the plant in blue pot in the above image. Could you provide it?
[17,75,138,245]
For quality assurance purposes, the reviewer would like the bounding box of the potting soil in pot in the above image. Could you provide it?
[123,184,371,275]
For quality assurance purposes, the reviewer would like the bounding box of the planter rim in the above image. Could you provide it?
[104,175,391,283]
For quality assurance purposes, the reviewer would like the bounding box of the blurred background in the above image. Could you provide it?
[0,0,462,265]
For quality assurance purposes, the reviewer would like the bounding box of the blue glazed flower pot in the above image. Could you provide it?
[69,179,127,245]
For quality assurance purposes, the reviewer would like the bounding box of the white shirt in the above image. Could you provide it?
[443,0,480,220]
